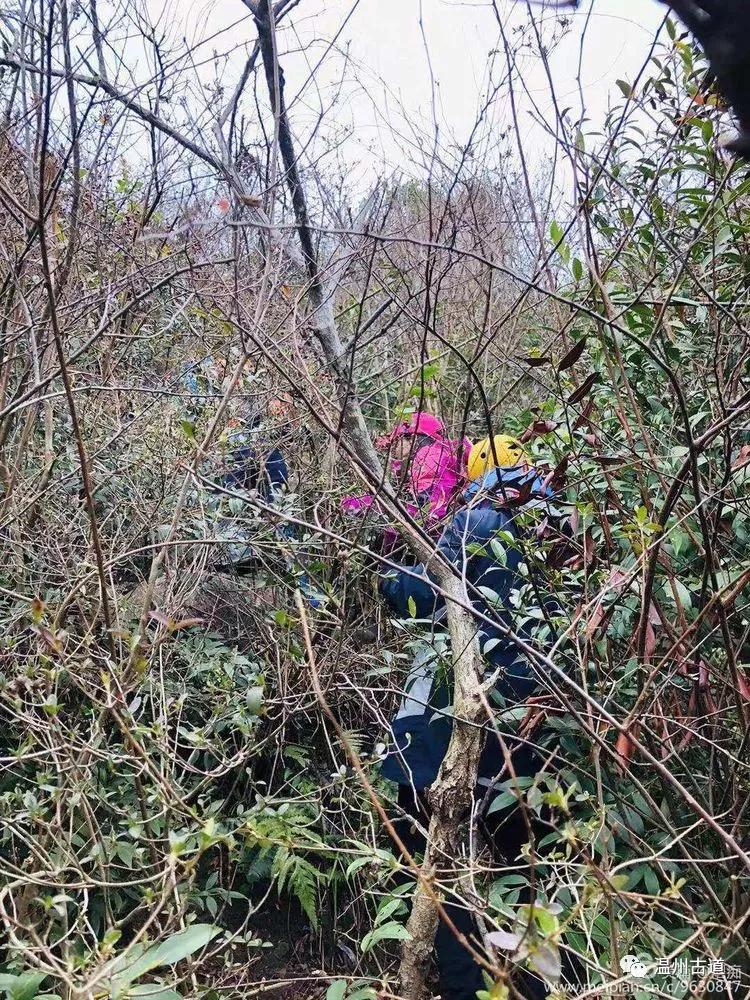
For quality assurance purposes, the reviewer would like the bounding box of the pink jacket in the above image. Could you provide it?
[406,436,471,522]
[342,434,470,532]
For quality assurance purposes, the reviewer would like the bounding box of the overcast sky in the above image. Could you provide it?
[138,0,668,188]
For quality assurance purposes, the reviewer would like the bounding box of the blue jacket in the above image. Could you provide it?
[379,465,561,788]
[219,445,288,498]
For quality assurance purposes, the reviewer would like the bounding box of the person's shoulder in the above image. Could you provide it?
[450,503,508,538]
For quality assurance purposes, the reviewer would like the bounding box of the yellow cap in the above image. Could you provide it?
[467,434,525,481]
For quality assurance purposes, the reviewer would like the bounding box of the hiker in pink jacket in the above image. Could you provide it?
[342,412,470,538]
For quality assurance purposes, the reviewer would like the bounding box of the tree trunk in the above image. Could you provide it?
[398,609,486,999]
[252,4,489,995]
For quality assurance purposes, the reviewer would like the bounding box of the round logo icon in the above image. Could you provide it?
[622,955,650,979]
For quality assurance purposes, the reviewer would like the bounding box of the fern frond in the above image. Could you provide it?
[287,855,323,929]
[270,847,326,929]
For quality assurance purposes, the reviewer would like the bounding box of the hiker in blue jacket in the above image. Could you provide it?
[210,410,290,571]
[380,434,567,1000]
[218,442,289,498]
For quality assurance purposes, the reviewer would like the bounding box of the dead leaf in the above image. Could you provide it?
[593,454,625,468]
[572,399,595,430]
[567,372,599,406]
[169,617,204,632]
[519,419,559,443]
[615,727,638,770]
[585,602,608,639]
[698,660,710,691]
[38,626,63,655]
[520,354,552,367]
[558,337,587,371]
[548,454,569,491]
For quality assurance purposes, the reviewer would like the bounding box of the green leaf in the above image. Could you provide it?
[670,526,690,558]
[325,983,348,1000]
[531,905,559,936]
[360,921,412,953]
[345,855,374,879]
[407,596,417,618]
[374,897,406,926]
[180,419,195,442]
[139,925,219,970]
[4,974,47,1000]
[489,538,507,566]
[41,695,58,718]
[643,867,660,896]
[616,79,632,98]
[572,258,583,281]
[672,579,692,611]
[245,686,264,715]
[110,926,220,996]
[477,585,501,605]
[550,220,564,244]
[487,789,519,814]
